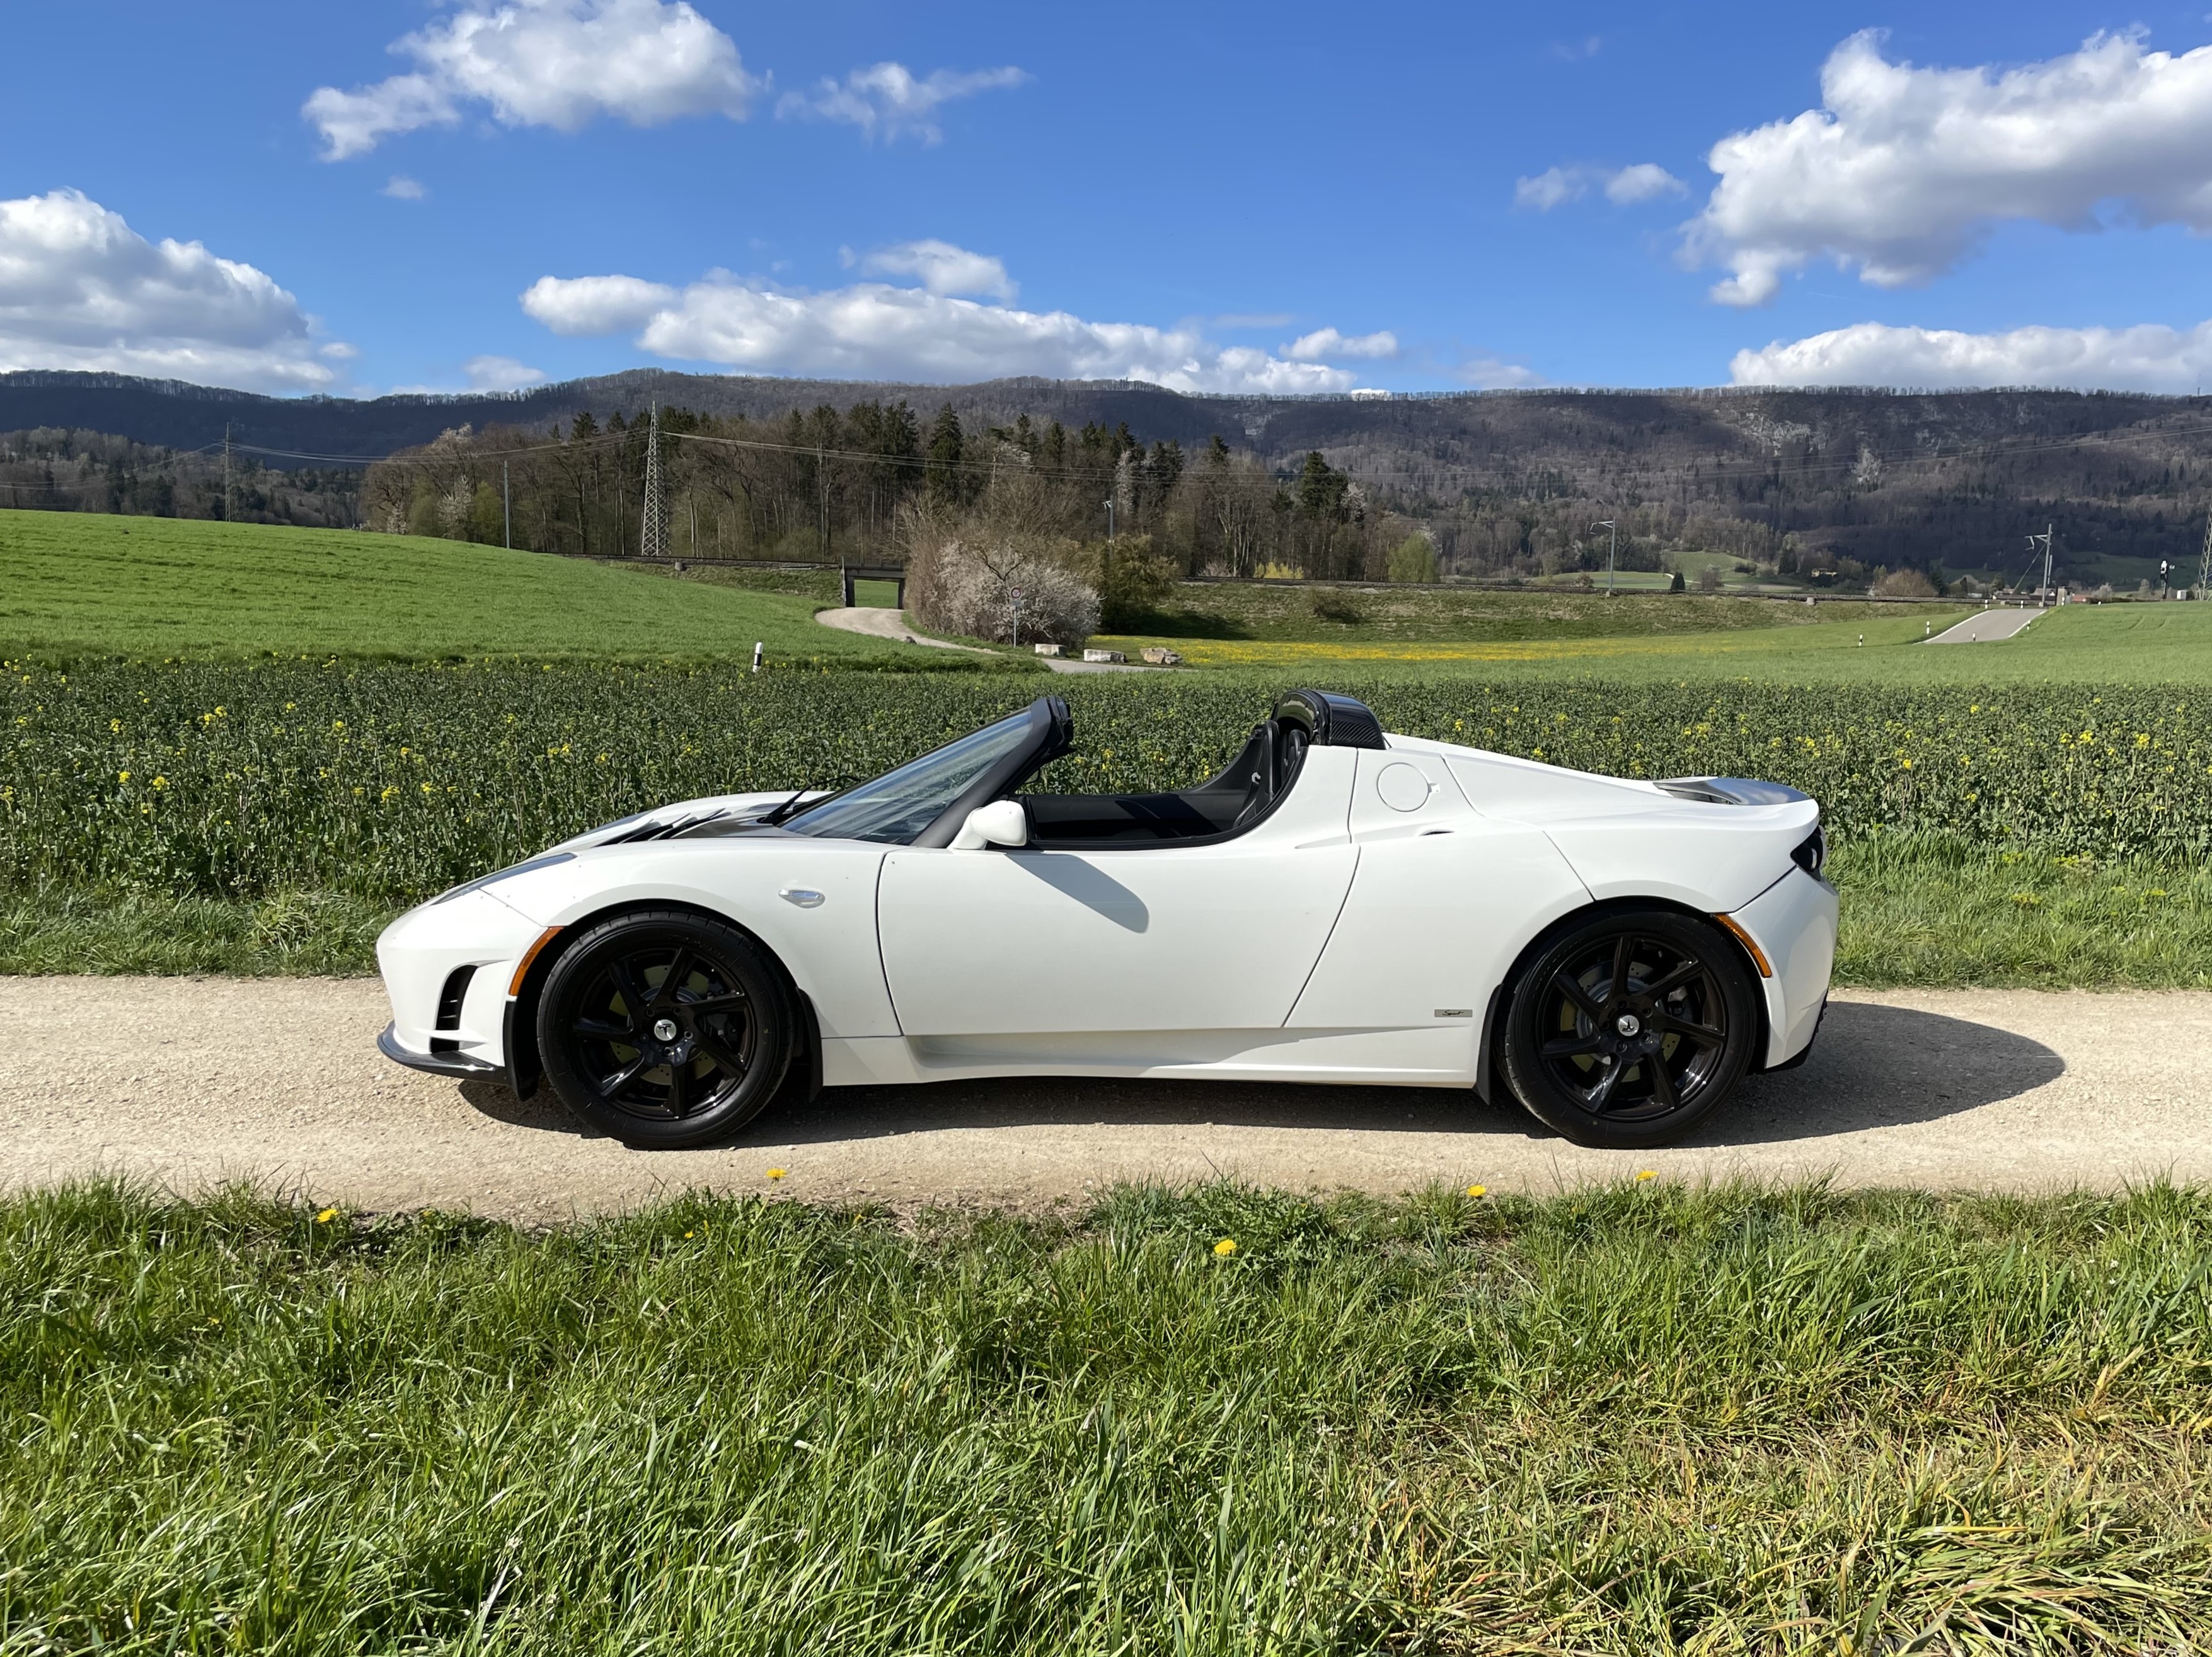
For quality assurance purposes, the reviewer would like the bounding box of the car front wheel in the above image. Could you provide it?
[1500,909,1760,1150]
[536,909,795,1148]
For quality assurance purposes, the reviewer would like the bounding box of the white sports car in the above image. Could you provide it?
[377,690,1836,1151]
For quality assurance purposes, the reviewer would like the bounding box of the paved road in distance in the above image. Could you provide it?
[1927,608,2042,644]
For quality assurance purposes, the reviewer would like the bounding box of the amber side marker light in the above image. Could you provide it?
[510,927,563,996]
[1713,913,1773,978]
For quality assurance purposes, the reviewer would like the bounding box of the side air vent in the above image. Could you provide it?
[431,964,476,1054]
[1792,827,1828,880]
[1275,690,1388,749]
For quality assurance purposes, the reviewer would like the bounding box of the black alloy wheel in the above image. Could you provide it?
[537,909,794,1148]
[1500,909,1760,1150]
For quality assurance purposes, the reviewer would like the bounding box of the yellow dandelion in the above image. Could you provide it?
[1635,1170,1657,1182]
[766,1167,787,1180]
[684,1230,695,1238]
[117,770,130,783]
[314,1206,339,1223]
[1214,1238,1238,1257]
[1465,1184,1488,1198]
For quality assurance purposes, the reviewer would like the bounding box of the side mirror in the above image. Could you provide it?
[950,799,1028,850]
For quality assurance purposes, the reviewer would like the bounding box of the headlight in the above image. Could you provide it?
[430,852,575,906]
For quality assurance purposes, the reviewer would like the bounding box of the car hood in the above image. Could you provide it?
[543,790,832,854]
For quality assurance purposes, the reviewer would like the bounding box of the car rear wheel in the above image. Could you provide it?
[1500,909,1759,1150]
[536,909,795,1149]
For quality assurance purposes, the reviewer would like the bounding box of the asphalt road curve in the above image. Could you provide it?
[3,979,2203,1220]
[1927,608,2042,644]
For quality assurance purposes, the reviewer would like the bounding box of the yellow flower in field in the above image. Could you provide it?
[766,1167,787,1180]
[117,770,129,783]
[315,1207,338,1223]
[151,776,166,790]
[1214,1238,1238,1256]
[684,1230,695,1238]
[1465,1184,1488,1198]
[1899,758,1913,770]
[1635,1170,1657,1182]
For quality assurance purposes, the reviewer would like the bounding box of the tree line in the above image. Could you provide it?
[359,402,1427,581]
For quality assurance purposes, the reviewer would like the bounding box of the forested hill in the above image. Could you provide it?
[8,368,2212,580]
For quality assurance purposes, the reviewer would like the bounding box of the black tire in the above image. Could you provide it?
[1499,908,1760,1150]
[536,909,796,1149]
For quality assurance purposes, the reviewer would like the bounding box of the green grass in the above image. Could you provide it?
[1125,580,1904,644]
[9,843,2204,988]
[1099,599,2212,681]
[0,510,944,667]
[850,577,902,609]
[3,1180,2207,1655]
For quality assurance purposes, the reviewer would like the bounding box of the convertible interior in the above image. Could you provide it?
[1018,689,1385,849]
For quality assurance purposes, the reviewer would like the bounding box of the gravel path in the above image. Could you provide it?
[1926,607,2042,644]
[815,606,1146,673]
[2,978,2203,1218]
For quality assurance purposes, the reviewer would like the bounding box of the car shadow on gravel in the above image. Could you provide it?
[455,1002,2061,1150]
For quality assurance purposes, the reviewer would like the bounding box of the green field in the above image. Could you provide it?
[6,1179,2206,1655]
[1121,579,1903,644]
[0,511,945,667]
[1097,599,2212,680]
[849,577,902,608]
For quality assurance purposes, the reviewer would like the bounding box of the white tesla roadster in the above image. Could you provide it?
[377,690,1836,1150]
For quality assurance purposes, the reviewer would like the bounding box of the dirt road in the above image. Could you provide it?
[2,978,2201,1219]
[814,607,1144,672]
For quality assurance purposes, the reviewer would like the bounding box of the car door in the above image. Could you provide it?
[875,748,1359,1037]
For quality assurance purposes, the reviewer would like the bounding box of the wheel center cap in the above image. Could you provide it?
[652,1017,679,1042]
[1615,1013,1642,1038]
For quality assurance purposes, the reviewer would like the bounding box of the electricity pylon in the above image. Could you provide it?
[639,403,669,560]
[2199,512,2211,598]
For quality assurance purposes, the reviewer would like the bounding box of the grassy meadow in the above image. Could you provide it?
[6,1179,2209,1656]
[0,510,951,667]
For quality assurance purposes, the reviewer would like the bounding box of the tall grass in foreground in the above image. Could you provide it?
[3,1182,2207,1654]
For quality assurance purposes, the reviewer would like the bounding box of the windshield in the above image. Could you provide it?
[784,710,1037,845]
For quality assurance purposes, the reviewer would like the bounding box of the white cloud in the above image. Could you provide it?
[304,0,757,160]
[520,272,677,334]
[1731,318,2212,392]
[1691,30,2212,306]
[381,175,427,200]
[0,188,342,392]
[1284,326,1398,361]
[853,240,1014,301]
[465,354,548,390]
[776,62,1027,142]
[1603,163,1685,205]
[522,262,1355,393]
[1515,163,1682,211]
[1458,354,1545,389]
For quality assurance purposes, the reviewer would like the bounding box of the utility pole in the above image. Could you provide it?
[1591,519,1617,595]
[222,422,233,523]
[2027,524,2054,607]
[1103,496,1115,540]
[502,460,511,550]
[639,403,668,560]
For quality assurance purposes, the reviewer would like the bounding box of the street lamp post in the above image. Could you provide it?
[1011,586,1024,649]
[1591,520,1618,595]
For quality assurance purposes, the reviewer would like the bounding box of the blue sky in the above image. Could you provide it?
[8,1,2212,397]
